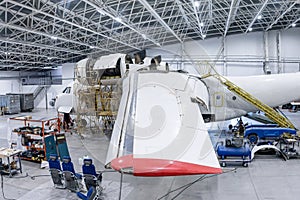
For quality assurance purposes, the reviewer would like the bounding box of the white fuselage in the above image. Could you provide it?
[202,73,300,121]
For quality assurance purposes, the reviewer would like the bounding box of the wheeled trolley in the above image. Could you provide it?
[217,144,251,167]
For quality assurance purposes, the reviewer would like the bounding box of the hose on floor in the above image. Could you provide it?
[1,174,16,200]
[0,171,50,200]
[157,168,237,200]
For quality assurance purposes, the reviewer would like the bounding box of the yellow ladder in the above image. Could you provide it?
[213,74,296,129]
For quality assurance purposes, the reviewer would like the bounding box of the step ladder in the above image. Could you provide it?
[208,74,296,129]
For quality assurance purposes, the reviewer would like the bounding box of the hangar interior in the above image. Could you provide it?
[0,0,300,200]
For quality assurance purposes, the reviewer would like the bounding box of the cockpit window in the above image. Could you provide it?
[62,87,71,94]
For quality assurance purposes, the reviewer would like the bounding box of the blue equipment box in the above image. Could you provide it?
[217,145,251,159]
[217,144,251,167]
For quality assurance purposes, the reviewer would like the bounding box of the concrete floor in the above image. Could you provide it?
[1,108,300,200]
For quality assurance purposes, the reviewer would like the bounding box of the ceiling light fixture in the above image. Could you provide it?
[257,15,262,20]
[292,23,296,27]
[194,1,200,8]
[97,9,106,15]
[63,0,75,3]
[248,27,253,32]
[200,22,204,27]
[202,34,206,38]
[89,45,96,49]
[141,34,147,39]
[115,17,122,23]
[51,36,58,40]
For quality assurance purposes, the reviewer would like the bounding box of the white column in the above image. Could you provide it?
[276,31,282,74]
[222,36,227,76]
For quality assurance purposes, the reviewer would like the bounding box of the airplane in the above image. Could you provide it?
[104,55,300,177]
[54,52,164,119]
[54,52,300,176]
[53,53,149,130]
[54,81,75,113]
[54,53,136,114]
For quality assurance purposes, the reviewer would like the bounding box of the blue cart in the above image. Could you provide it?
[217,143,251,167]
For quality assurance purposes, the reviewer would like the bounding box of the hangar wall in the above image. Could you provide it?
[0,71,20,94]
[33,63,75,108]
[0,63,75,108]
[156,28,300,76]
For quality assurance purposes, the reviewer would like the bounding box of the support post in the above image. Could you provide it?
[180,42,184,70]
[263,31,271,74]
[222,36,227,76]
[276,31,282,74]
[45,86,48,110]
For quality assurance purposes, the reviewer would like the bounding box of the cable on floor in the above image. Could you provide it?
[119,170,124,200]
[78,134,106,167]
[29,174,51,180]
[1,174,16,200]
[0,170,52,200]
[157,168,237,200]
[0,172,28,179]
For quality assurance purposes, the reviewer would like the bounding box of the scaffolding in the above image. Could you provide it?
[95,76,121,135]
[73,58,121,136]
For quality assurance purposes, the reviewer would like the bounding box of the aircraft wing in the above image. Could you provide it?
[105,70,222,176]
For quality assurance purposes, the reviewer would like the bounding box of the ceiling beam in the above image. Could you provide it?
[0,3,108,59]
[190,0,205,39]
[83,0,159,46]
[0,21,106,52]
[246,0,269,33]
[0,0,7,5]
[138,0,183,43]
[285,17,300,30]
[0,64,46,71]
[0,59,53,65]
[224,0,241,36]
[0,36,84,54]
[174,0,191,28]
[266,1,297,31]
[6,0,140,50]
[224,0,240,37]
[174,0,204,40]
[0,4,81,52]
[0,50,61,60]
